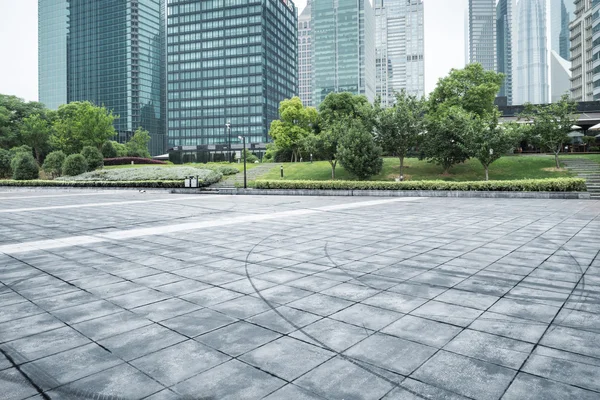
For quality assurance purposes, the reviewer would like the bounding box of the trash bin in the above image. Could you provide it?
[184,176,191,188]
[191,175,199,188]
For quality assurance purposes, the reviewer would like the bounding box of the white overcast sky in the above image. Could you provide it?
[0,0,468,102]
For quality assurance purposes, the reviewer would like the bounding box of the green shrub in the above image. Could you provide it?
[102,141,118,158]
[10,145,33,157]
[57,166,221,185]
[62,154,88,176]
[255,178,587,192]
[337,125,383,180]
[199,165,239,175]
[238,149,258,163]
[11,152,39,180]
[0,180,183,188]
[80,146,104,171]
[0,149,12,178]
[42,151,66,178]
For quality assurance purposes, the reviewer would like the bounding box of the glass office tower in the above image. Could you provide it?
[375,0,424,105]
[166,0,297,147]
[312,0,376,106]
[38,0,69,110]
[38,0,166,156]
[496,0,513,104]
[468,0,497,71]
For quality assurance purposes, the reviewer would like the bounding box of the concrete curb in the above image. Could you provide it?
[171,188,592,200]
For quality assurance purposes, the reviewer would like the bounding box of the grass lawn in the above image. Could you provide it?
[105,162,258,172]
[563,154,600,163]
[256,155,575,182]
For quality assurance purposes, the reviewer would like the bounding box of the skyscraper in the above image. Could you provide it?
[513,0,549,105]
[571,0,599,101]
[468,0,497,71]
[551,0,575,61]
[39,0,166,155]
[166,0,297,147]
[298,0,313,107]
[312,0,376,106]
[375,0,425,105]
[496,0,513,104]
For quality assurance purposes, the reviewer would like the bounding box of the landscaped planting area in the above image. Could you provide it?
[57,167,222,185]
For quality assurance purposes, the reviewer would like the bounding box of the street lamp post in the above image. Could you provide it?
[238,135,247,189]
[225,121,231,163]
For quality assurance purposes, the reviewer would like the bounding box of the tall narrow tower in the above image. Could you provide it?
[496,0,513,104]
[468,0,497,71]
[298,0,313,107]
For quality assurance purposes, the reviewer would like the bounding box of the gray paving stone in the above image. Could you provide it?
[362,292,428,313]
[443,329,533,369]
[209,294,274,319]
[502,372,600,400]
[130,340,229,386]
[50,300,123,325]
[287,293,354,316]
[0,313,64,343]
[262,384,326,400]
[470,311,549,343]
[130,298,201,322]
[154,279,210,296]
[295,356,395,400]
[4,327,90,363]
[382,315,462,348]
[253,284,315,304]
[411,300,483,327]
[196,321,281,357]
[539,325,600,359]
[108,288,171,310]
[489,298,561,323]
[0,302,46,324]
[321,282,380,302]
[240,336,333,381]
[435,288,499,310]
[345,332,437,375]
[51,363,165,400]
[21,343,122,388]
[98,324,187,362]
[172,359,285,400]
[161,308,237,337]
[180,287,244,307]
[412,350,517,400]
[0,368,39,400]
[291,318,372,352]
[246,305,321,334]
[330,303,404,331]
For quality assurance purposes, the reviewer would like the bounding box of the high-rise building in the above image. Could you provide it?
[496,0,514,104]
[38,0,68,110]
[312,0,376,106]
[513,0,549,105]
[39,0,166,155]
[375,0,425,105]
[468,0,497,71]
[551,0,575,61]
[298,0,313,107]
[570,0,597,101]
[166,0,297,147]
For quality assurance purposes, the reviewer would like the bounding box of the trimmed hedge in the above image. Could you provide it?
[0,180,184,188]
[104,157,167,166]
[255,178,587,192]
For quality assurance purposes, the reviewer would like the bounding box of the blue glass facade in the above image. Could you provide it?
[38,0,166,156]
[166,0,297,147]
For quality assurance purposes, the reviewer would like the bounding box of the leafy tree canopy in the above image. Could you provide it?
[337,120,383,180]
[126,127,151,158]
[319,92,376,133]
[269,97,317,162]
[0,94,46,149]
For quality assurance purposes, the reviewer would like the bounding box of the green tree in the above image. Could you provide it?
[463,111,521,180]
[11,152,39,180]
[0,94,46,149]
[21,114,53,163]
[422,105,473,174]
[102,141,118,158]
[337,121,383,180]
[305,119,345,179]
[318,92,376,133]
[51,101,117,154]
[376,91,425,178]
[42,150,66,179]
[126,127,151,158]
[0,148,12,178]
[521,94,578,169]
[62,154,88,176]
[80,146,104,171]
[269,97,317,162]
[429,63,504,118]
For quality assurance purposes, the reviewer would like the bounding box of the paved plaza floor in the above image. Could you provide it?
[0,190,599,400]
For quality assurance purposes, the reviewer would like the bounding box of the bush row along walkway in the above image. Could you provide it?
[564,159,600,199]
[210,164,276,188]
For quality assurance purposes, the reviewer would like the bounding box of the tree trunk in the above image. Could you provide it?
[399,156,405,178]
[329,160,337,180]
[34,148,41,165]
[485,165,489,181]
[555,152,560,169]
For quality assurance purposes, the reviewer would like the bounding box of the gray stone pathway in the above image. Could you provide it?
[210,164,276,188]
[564,158,600,199]
[0,190,599,400]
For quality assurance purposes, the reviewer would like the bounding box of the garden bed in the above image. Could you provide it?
[0,180,184,188]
